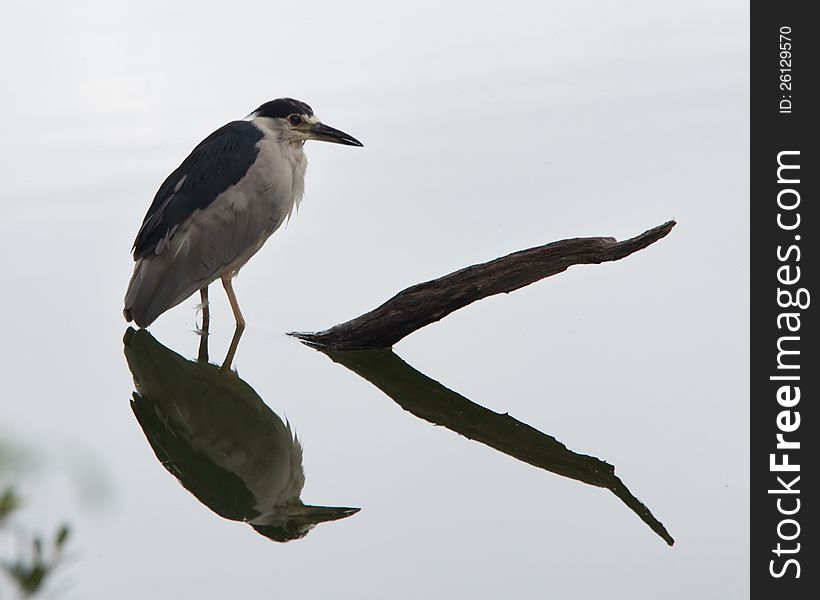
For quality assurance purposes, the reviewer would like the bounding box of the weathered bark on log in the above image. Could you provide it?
[291,220,675,349]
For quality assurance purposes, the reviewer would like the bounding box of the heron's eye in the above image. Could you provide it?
[289,115,303,126]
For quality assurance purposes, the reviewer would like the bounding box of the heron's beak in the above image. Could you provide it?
[309,122,363,147]
[294,505,361,524]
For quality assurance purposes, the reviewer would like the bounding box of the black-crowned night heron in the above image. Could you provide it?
[124,327,360,542]
[124,98,362,328]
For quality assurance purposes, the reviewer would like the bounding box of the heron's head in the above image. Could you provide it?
[250,504,360,542]
[251,98,363,148]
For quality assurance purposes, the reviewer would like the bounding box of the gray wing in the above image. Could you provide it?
[133,121,264,259]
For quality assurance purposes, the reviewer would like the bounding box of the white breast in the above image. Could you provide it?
[217,130,307,274]
[250,119,308,219]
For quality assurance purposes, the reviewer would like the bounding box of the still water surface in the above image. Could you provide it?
[1,1,747,597]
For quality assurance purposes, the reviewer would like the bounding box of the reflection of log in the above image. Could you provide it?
[318,348,675,546]
[291,221,675,349]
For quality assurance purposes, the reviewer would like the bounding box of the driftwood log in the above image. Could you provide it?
[291,220,675,349]
[291,221,676,544]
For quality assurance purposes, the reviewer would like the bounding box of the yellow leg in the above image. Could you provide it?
[221,273,246,327]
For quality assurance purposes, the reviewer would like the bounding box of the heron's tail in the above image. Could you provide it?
[124,258,160,327]
[124,256,196,328]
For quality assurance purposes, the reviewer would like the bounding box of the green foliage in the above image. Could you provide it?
[0,488,20,524]
[1,486,72,598]
[55,525,70,549]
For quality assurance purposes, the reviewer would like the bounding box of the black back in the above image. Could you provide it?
[133,120,264,259]
[131,391,259,521]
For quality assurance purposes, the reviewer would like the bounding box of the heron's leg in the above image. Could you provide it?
[198,286,210,332]
[200,286,210,322]
[196,287,210,362]
[197,328,209,363]
[221,273,246,327]
[221,324,245,373]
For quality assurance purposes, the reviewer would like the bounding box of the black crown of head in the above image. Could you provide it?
[254,98,314,119]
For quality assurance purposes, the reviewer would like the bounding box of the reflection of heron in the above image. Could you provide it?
[123,327,359,542]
